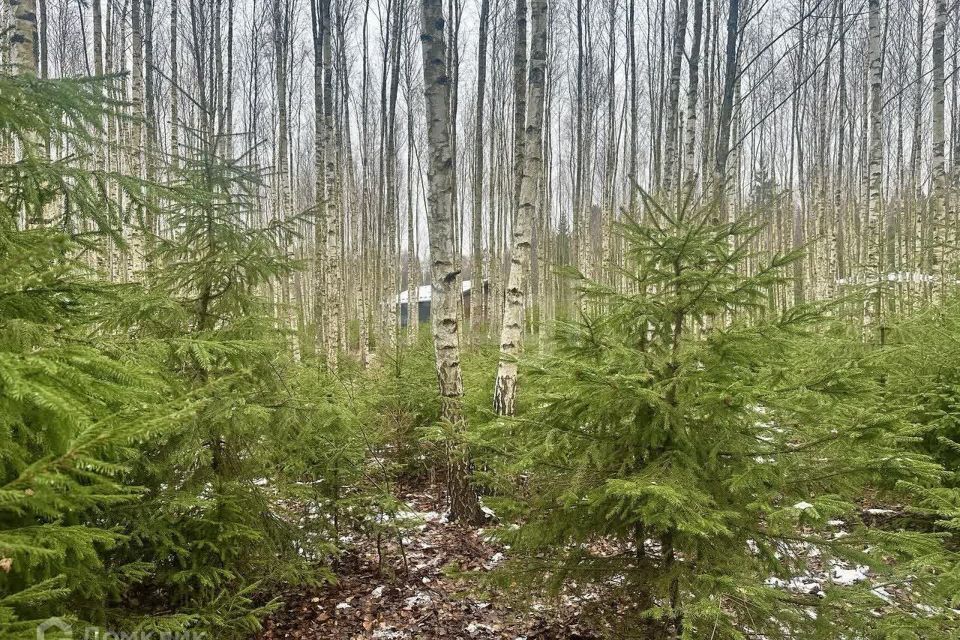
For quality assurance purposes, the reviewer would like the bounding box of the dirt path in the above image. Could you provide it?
[258,491,595,640]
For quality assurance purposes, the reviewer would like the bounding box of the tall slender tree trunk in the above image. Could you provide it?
[384,0,406,351]
[627,0,638,216]
[573,0,584,274]
[493,0,547,417]
[866,0,883,326]
[128,0,145,276]
[406,88,419,344]
[322,0,342,364]
[169,0,179,166]
[512,0,527,218]
[273,0,301,361]
[834,0,848,287]
[420,0,482,523]
[470,0,491,335]
[681,0,703,193]
[662,0,688,195]
[713,0,739,204]
[600,0,616,282]
[931,0,946,296]
[311,0,327,356]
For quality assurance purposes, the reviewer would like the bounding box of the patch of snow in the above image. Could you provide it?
[865,508,896,515]
[403,592,433,609]
[871,586,893,603]
[766,576,823,596]
[335,602,352,610]
[827,519,845,526]
[793,501,815,510]
[466,622,494,636]
[371,585,385,598]
[788,577,823,596]
[831,565,869,585]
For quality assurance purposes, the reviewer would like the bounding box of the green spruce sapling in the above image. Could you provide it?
[482,197,959,638]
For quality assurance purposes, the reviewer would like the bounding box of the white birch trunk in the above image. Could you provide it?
[493,0,547,417]
[931,0,947,296]
[7,0,37,74]
[865,0,883,326]
[420,0,482,522]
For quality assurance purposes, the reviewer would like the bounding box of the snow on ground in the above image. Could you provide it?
[258,490,595,639]
[259,490,926,639]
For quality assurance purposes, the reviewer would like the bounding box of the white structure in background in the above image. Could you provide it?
[397,280,486,326]
[835,272,954,285]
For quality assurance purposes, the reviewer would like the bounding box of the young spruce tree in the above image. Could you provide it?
[95,129,327,637]
[0,74,190,634]
[483,197,959,638]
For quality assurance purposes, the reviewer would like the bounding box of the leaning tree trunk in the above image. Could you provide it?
[493,0,547,417]
[420,0,483,523]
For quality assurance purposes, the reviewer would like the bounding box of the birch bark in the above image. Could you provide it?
[493,0,547,417]
[420,0,482,522]
[931,0,946,295]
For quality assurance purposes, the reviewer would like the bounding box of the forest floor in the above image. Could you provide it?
[258,489,598,640]
[256,489,917,639]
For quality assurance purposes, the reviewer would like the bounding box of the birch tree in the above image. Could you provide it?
[931,0,946,293]
[322,0,342,364]
[420,0,482,522]
[866,0,883,324]
[661,0,688,195]
[470,0,491,334]
[7,0,38,73]
[493,0,547,417]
